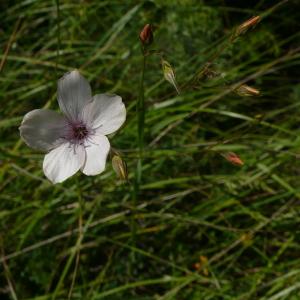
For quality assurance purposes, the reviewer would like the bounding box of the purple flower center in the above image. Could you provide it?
[73,124,89,140]
[65,121,92,145]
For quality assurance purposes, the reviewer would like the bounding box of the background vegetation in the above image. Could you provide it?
[1,0,300,299]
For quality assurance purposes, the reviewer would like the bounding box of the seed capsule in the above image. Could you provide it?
[237,16,260,35]
[139,24,153,46]
[112,154,128,182]
[161,59,180,94]
[232,16,260,40]
[235,84,260,97]
[223,152,244,166]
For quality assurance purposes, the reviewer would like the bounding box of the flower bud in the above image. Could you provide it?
[112,154,128,182]
[235,84,260,97]
[231,16,260,41]
[161,59,180,94]
[193,255,209,276]
[223,152,244,166]
[139,24,153,46]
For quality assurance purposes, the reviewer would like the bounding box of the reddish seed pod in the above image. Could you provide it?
[139,24,153,46]
[238,16,261,35]
[235,16,261,37]
[223,152,244,166]
[232,15,261,41]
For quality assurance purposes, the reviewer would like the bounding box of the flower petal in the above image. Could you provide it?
[19,109,67,151]
[81,133,110,176]
[58,70,92,121]
[43,143,85,184]
[82,94,126,135]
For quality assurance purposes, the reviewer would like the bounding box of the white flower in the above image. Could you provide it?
[19,70,126,184]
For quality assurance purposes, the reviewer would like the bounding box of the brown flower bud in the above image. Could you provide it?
[223,152,244,166]
[139,24,153,46]
[112,154,128,182]
[235,84,260,97]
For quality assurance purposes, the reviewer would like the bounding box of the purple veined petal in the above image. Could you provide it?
[43,142,85,184]
[19,109,67,151]
[82,94,126,135]
[57,70,92,121]
[81,132,110,176]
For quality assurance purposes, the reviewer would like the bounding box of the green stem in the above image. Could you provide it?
[55,0,61,76]
[131,49,146,259]
[138,53,146,157]
[134,50,146,202]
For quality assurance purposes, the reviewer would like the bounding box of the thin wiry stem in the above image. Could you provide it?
[132,50,147,259]
[0,237,18,300]
[0,18,21,73]
[137,53,147,155]
[68,180,83,299]
[55,0,61,77]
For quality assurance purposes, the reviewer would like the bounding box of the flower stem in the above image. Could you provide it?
[131,48,147,256]
[134,49,146,198]
[55,0,61,77]
[137,52,147,159]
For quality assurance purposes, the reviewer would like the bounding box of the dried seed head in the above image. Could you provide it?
[161,59,180,94]
[235,84,260,97]
[223,152,244,166]
[139,24,153,46]
[112,154,128,181]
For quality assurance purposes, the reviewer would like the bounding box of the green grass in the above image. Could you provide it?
[1,0,300,299]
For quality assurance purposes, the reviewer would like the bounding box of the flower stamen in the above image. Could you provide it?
[73,124,88,140]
